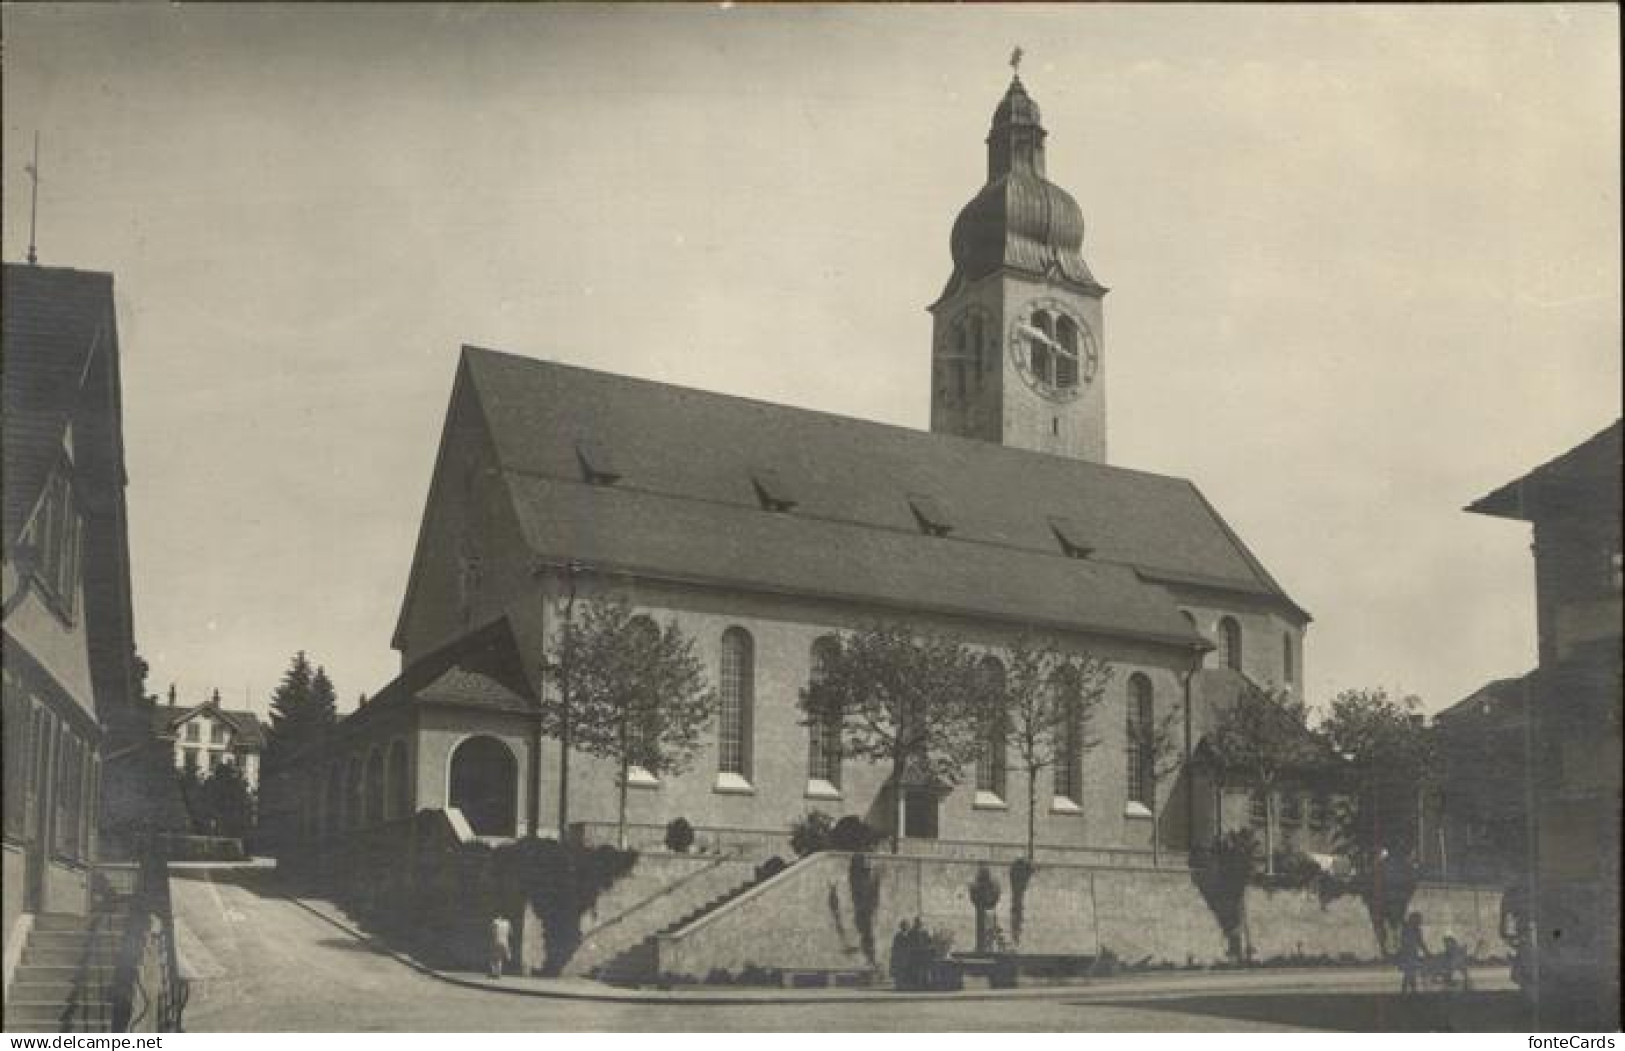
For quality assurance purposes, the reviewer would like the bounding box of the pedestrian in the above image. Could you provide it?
[1440,935,1471,991]
[488,913,512,979]
[1396,911,1428,995]
[907,917,929,990]
[888,921,909,988]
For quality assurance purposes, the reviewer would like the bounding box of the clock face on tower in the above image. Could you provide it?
[1008,298,1098,401]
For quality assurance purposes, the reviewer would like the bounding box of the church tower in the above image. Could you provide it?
[929,71,1108,462]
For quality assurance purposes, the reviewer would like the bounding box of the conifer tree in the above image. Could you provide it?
[264,651,335,771]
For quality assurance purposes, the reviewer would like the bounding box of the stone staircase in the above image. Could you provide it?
[565,856,757,979]
[3,911,126,1033]
[594,859,799,985]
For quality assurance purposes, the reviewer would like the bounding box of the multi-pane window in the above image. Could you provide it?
[1126,674,1154,807]
[1249,790,1268,828]
[718,628,754,779]
[27,472,82,618]
[55,731,84,860]
[1052,666,1083,804]
[975,657,1008,799]
[807,638,842,787]
[183,748,199,772]
[1309,794,1330,832]
[1220,618,1243,673]
[185,723,200,742]
[1282,633,1295,685]
[1282,792,1303,827]
[211,723,227,745]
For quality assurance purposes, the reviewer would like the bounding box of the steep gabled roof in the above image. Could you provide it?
[151,701,269,749]
[429,346,1305,648]
[3,264,118,546]
[1468,420,1622,522]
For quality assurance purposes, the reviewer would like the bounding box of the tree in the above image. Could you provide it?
[1206,682,1320,874]
[263,651,336,771]
[1320,688,1437,874]
[989,634,1111,862]
[1127,693,1188,868]
[540,595,715,848]
[197,761,256,839]
[800,622,986,853]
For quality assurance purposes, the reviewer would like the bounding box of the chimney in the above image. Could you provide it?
[167,684,176,708]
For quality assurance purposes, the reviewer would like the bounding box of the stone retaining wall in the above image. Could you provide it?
[654,852,1503,979]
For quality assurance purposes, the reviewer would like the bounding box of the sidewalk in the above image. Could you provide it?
[283,892,1514,1007]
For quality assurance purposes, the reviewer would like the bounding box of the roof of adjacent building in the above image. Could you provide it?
[1434,675,1531,733]
[152,701,270,749]
[2,263,119,547]
[1467,419,1622,522]
[396,346,1307,650]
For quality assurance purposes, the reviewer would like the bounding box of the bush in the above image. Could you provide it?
[789,810,834,856]
[664,817,695,854]
[830,815,884,852]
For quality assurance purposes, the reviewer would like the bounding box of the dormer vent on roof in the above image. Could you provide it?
[907,493,953,537]
[575,438,621,485]
[750,467,797,513]
[1049,516,1094,559]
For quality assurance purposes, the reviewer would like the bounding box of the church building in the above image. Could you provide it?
[284,73,1312,865]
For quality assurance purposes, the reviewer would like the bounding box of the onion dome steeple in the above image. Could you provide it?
[937,71,1103,303]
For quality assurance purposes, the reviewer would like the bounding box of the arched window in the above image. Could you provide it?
[323,765,342,835]
[448,735,517,837]
[1052,665,1083,805]
[1219,617,1243,673]
[364,748,385,826]
[386,739,410,821]
[975,656,1008,800]
[1126,674,1154,807]
[1054,316,1080,388]
[718,627,754,779]
[970,313,986,376]
[807,637,842,788]
[344,758,364,830]
[625,617,662,774]
[1282,632,1295,685]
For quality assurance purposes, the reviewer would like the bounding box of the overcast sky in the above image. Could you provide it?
[4,4,1619,720]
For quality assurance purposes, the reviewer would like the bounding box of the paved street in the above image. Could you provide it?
[170,866,1534,1032]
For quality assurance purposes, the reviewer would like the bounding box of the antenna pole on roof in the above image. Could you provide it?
[25,131,40,265]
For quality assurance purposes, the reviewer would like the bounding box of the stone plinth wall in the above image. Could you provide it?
[655,852,1504,979]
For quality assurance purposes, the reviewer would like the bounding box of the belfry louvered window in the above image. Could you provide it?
[718,628,754,779]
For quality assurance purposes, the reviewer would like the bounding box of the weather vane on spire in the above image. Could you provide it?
[1010,46,1024,77]
[25,131,40,266]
